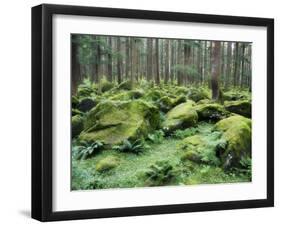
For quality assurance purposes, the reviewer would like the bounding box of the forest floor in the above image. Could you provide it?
[72,122,250,190]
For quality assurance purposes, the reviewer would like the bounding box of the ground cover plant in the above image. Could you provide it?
[71,35,252,190]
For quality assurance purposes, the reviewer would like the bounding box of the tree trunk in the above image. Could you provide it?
[107,37,113,82]
[116,37,122,83]
[211,41,221,100]
[71,35,81,95]
[164,39,170,84]
[155,39,160,85]
[225,42,232,89]
[147,38,153,81]
[233,42,240,87]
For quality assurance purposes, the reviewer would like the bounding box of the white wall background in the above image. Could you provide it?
[0,0,278,225]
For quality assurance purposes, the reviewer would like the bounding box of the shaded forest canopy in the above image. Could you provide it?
[71,34,252,95]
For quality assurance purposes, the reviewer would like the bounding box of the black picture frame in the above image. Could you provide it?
[32,3,274,222]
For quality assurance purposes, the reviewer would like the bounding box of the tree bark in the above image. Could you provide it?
[164,39,170,84]
[211,41,221,100]
[71,35,81,95]
[155,39,160,85]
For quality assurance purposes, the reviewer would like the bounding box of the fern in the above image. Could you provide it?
[144,161,175,186]
[172,127,198,139]
[74,141,104,160]
[113,139,148,154]
[147,130,165,144]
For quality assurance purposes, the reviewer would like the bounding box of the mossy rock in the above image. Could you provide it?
[110,90,144,101]
[173,95,187,106]
[95,156,120,172]
[187,87,209,102]
[79,100,160,145]
[224,100,251,118]
[117,80,133,90]
[162,101,198,133]
[214,115,252,169]
[197,99,215,105]
[143,89,166,102]
[72,115,84,138]
[223,90,250,101]
[179,132,225,166]
[99,79,114,93]
[194,103,229,121]
[174,87,189,95]
[77,97,97,112]
[157,96,174,112]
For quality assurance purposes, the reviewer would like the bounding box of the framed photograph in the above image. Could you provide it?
[32,4,274,221]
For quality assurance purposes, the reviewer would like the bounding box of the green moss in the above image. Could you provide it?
[117,80,133,90]
[173,95,187,106]
[162,101,198,133]
[109,90,144,101]
[95,156,120,172]
[79,100,160,145]
[197,99,214,105]
[143,89,166,102]
[187,87,209,102]
[72,115,84,138]
[224,100,251,118]
[214,115,252,168]
[174,86,189,95]
[179,132,225,166]
[223,90,251,101]
[99,79,114,93]
[194,103,229,121]
[157,96,174,112]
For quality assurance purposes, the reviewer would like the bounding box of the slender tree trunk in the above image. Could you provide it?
[147,38,153,81]
[225,42,232,89]
[154,39,160,85]
[116,37,122,83]
[240,43,246,88]
[233,42,240,87]
[107,37,113,82]
[211,41,221,100]
[164,39,170,84]
[177,40,182,86]
[71,35,81,95]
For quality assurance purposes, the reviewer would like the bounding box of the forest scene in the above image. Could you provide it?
[71,34,252,190]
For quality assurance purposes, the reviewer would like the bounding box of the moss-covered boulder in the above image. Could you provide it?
[197,99,215,105]
[109,90,144,101]
[180,132,226,166]
[99,79,114,93]
[194,103,229,121]
[162,101,198,133]
[157,96,174,112]
[117,80,133,90]
[187,87,209,102]
[143,89,165,102]
[79,100,160,145]
[224,100,251,118]
[174,87,189,96]
[95,156,120,172]
[173,95,187,106]
[223,90,251,101]
[77,97,98,112]
[214,115,252,169]
[72,115,84,138]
